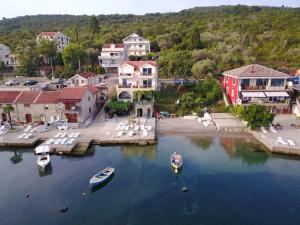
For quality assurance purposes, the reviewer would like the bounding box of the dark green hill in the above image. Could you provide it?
[0,5,299,77]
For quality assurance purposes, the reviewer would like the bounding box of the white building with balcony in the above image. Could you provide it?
[117,61,158,117]
[36,32,70,52]
[117,61,158,101]
[0,44,11,65]
[123,33,150,57]
[98,43,127,73]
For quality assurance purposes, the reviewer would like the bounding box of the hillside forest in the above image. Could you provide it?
[0,5,300,78]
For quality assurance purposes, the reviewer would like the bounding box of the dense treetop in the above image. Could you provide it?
[0,5,300,77]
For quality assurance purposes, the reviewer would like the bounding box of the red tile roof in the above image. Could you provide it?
[79,72,97,79]
[38,32,59,37]
[223,64,290,78]
[102,43,125,48]
[0,91,22,103]
[14,91,40,104]
[120,61,157,68]
[35,91,61,104]
[59,87,86,101]
[84,85,101,94]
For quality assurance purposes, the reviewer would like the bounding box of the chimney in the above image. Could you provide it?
[250,65,254,73]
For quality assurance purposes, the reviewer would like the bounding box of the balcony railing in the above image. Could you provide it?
[241,85,286,91]
[117,85,154,89]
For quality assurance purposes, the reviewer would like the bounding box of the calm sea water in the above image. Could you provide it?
[0,136,300,225]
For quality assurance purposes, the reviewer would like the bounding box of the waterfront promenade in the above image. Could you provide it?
[0,113,300,157]
[0,116,156,154]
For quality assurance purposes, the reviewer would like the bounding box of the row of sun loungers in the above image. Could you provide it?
[17,133,33,139]
[57,125,68,131]
[46,138,75,145]
[117,129,149,137]
[276,137,296,146]
[54,132,79,138]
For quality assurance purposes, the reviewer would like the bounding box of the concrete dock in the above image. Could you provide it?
[0,117,156,155]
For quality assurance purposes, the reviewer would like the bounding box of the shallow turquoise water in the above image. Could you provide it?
[0,136,300,225]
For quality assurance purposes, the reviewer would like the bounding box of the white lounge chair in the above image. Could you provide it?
[128,130,133,136]
[260,127,268,134]
[73,133,79,138]
[0,125,5,131]
[18,133,26,139]
[60,138,68,145]
[270,125,278,133]
[146,126,152,131]
[67,138,75,145]
[24,133,33,139]
[142,130,148,137]
[24,125,32,132]
[55,132,62,138]
[54,139,61,145]
[117,131,123,137]
[134,126,139,131]
[287,139,296,146]
[68,133,74,138]
[46,139,55,145]
[276,137,287,145]
[61,133,67,138]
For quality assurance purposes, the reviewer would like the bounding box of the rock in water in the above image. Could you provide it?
[25,194,30,198]
[182,187,188,192]
[59,206,68,213]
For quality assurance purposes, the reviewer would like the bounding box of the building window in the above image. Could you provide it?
[225,76,228,82]
[81,80,85,84]
[271,79,285,87]
[24,104,30,108]
[0,104,2,108]
[89,107,91,113]
[143,68,152,76]
[44,105,49,110]
[88,96,91,101]
[232,78,236,85]
[231,89,235,97]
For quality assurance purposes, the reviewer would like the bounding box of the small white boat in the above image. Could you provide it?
[37,154,50,168]
[89,167,115,187]
[35,145,51,168]
[170,152,183,173]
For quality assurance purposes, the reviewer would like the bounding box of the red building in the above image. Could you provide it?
[222,64,291,112]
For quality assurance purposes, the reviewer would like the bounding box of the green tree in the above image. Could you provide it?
[243,104,275,130]
[37,39,57,76]
[16,54,37,76]
[62,43,86,74]
[3,105,14,129]
[88,15,100,41]
[192,59,218,79]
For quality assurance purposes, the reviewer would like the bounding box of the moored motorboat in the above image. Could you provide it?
[36,145,51,168]
[89,167,115,187]
[170,152,183,173]
[37,154,50,168]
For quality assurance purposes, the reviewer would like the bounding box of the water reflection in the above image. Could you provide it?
[10,150,23,164]
[190,137,213,150]
[91,174,115,194]
[120,145,157,160]
[219,137,269,165]
[38,164,53,177]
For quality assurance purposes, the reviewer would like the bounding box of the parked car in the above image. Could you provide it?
[174,79,183,85]
[160,111,171,118]
[23,80,38,86]
[5,79,20,86]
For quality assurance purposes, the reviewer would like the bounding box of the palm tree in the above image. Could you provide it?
[3,105,14,129]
